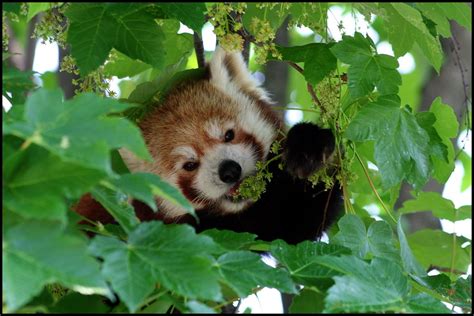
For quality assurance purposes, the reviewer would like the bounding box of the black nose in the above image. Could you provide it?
[218,160,242,183]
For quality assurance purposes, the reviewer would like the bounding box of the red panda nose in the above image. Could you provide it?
[218,160,242,183]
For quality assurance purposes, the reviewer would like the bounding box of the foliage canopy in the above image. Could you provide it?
[2,2,472,314]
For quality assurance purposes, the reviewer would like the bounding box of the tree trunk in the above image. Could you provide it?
[263,17,290,112]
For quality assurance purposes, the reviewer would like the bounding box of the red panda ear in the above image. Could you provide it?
[208,47,273,103]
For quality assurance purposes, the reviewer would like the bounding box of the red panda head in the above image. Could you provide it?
[121,48,282,218]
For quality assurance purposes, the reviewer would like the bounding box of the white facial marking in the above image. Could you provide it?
[172,146,197,160]
[196,143,256,200]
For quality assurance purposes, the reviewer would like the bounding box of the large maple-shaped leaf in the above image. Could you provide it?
[381,3,443,72]
[415,3,471,38]
[3,221,111,311]
[277,43,337,85]
[345,95,432,189]
[89,222,223,312]
[215,251,296,297]
[333,214,400,261]
[157,3,207,32]
[320,256,448,313]
[4,88,151,173]
[399,191,471,222]
[270,240,350,287]
[108,172,194,216]
[330,32,401,98]
[3,144,105,223]
[428,97,459,182]
[66,3,166,75]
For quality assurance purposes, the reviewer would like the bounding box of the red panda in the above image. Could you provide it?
[75,48,342,244]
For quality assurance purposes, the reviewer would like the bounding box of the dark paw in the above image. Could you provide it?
[283,122,335,179]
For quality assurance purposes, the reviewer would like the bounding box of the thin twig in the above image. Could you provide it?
[354,148,396,223]
[287,61,323,108]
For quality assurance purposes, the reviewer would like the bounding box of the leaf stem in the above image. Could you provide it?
[409,279,453,305]
[287,61,323,108]
[353,147,396,223]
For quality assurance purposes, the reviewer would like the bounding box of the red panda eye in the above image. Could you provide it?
[224,130,234,142]
[183,161,199,171]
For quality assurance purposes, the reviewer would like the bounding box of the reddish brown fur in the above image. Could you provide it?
[140,81,237,173]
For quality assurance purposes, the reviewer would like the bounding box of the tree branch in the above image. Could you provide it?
[193,32,205,68]
[287,61,323,108]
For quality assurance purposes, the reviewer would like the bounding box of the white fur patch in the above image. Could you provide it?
[209,47,273,103]
[204,120,234,140]
[172,146,197,160]
[196,143,256,200]
[208,48,276,157]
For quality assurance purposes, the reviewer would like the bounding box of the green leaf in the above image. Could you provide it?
[3,3,21,14]
[111,6,166,70]
[458,151,471,192]
[4,88,151,172]
[104,50,152,79]
[381,3,444,72]
[277,43,337,85]
[160,19,194,66]
[2,65,36,105]
[405,293,450,313]
[397,219,426,277]
[91,186,140,234]
[125,66,206,120]
[201,229,259,251]
[407,229,471,273]
[216,251,296,297]
[330,32,401,98]
[3,144,105,224]
[65,4,117,75]
[398,192,471,221]
[40,71,58,90]
[3,221,111,312]
[333,214,400,261]
[48,293,109,313]
[415,112,448,163]
[108,172,194,215]
[416,3,471,37]
[322,257,411,313]
[111,149,130,175]
[89,222,223,312]
[346,95,432,189]
[242,3,288,31]
[186,301,216,314]
[429,97,459,182]
[271,240,351,287]
[451,276,472,310]
[66,3,165,75]
[157,3,207,32]
[27,3,51,22]
[289,289,325,313]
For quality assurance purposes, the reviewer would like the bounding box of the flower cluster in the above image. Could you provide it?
[288,3,327,37]
[235,138,283,201]
[60,55,115,97]
[236,160,273,202]
[207,3,246,52]
[31,3,68,48]
[317,74,341,125]
[249,17,281,64]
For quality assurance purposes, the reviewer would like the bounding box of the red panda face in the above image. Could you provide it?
[120,48,282,218]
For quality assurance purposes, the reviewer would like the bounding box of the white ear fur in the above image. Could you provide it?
[208,47,273,103]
